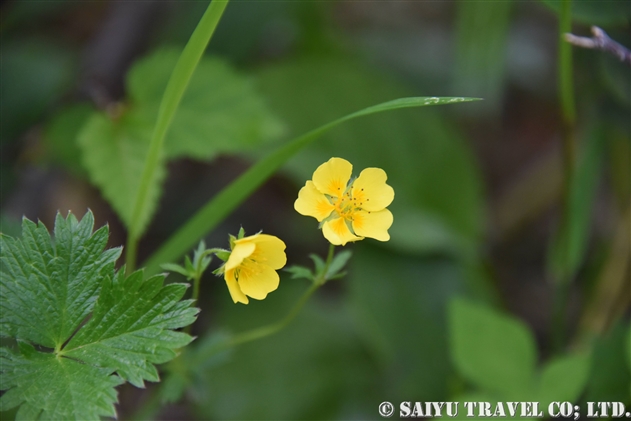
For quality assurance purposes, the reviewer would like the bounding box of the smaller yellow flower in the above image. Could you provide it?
[223,233,287,304]
[294,157,394,246]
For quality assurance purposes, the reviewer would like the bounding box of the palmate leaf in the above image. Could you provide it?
[0,211,198,420]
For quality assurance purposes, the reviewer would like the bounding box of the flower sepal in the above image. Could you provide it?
[214,250,231,262]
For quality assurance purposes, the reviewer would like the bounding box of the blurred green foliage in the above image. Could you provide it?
[547,126,604,282]
[584,323,631,403]
[77,48,282,230]
[0,39,76,197]
[540,0,631,26]
[193,281,376,420]
[453,0,512,115]
[42,104,93,177]
[450,299,591,418]
[0,40,75,144]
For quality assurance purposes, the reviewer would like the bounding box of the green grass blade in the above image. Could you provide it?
[143,96,480,275]
[126,0,230,270]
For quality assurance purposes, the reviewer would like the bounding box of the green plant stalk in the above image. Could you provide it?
[183,246,225,334]
[551,0,576,353]
[142,97,480,275]
[211,282,320,353]
[184,274,202,336]
[125,0,230,273]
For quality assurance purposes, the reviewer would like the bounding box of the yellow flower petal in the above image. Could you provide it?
[236,260,280,300]
[351,168,394,212]
[246,234,287,270]
[294,181,335,222]
[323,217,363,246]
[312,157,352,197]
[225,241,255,271]
[352,209,393,241]
[225,269,249,304]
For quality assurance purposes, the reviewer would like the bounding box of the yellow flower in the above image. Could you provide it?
[224,234,287,304]
[294,157,394,246]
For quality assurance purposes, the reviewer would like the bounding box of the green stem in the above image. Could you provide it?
[125,239,138,276]
[320,243,335,285]
[125,0,230,273]
[212,282,319,354]
[551,0,576,354]
[192,275,201,304]
[184,274,202,336]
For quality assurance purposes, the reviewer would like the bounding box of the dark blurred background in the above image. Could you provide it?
[1,1,629,420]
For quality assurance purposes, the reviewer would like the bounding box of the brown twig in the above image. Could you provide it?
[565,26,631,65]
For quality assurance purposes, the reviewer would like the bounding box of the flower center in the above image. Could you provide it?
[234,258,262,281]
[331,184,366,222]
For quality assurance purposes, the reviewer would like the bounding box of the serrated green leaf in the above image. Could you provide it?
[449,298,536,399]
[161,262,191,278]
[1,211,120,348]
[325,250,352,280]
[0,211,197,419]
[78,111,162,231]
[78,48,283,233]
[184,255,195,274]
[284,265,314,281]
[326,271,347,281]
[0,344,123,420]
[63,271,197,387]
[309,253,325,275]
[128,49,284,159]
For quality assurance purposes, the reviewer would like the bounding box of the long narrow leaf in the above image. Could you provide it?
[128,0,230,243]
[143,96,480,274]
